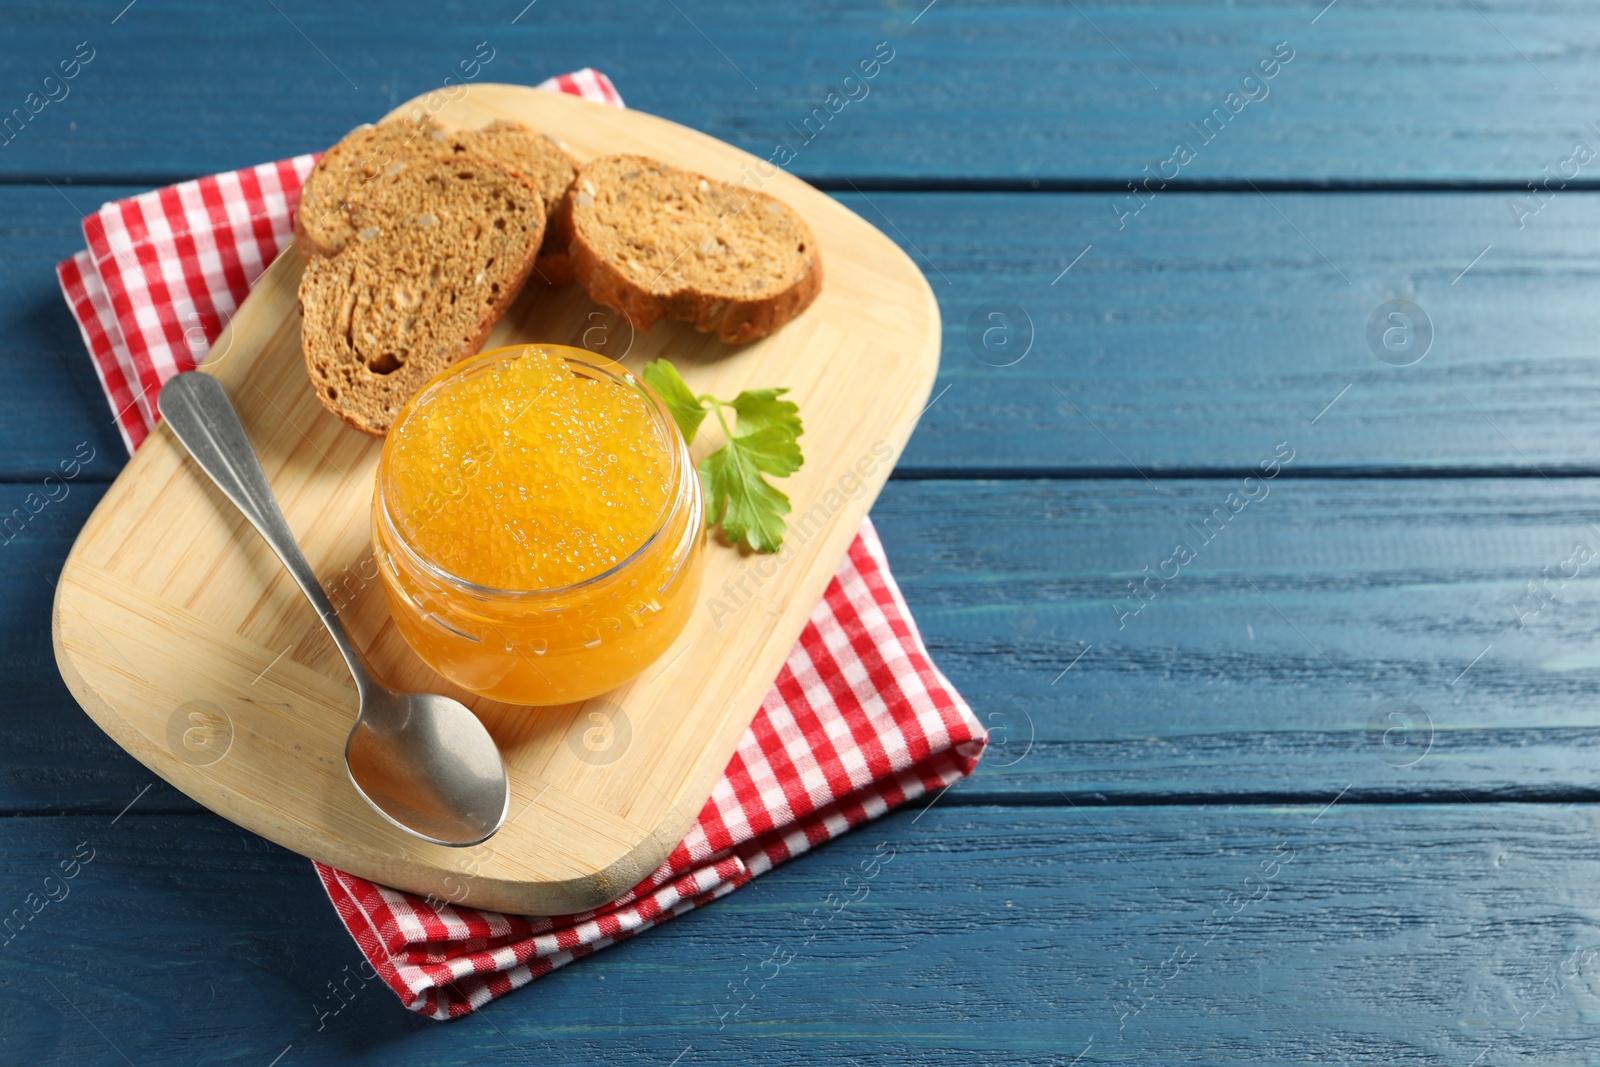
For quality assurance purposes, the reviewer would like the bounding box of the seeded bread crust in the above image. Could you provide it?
[561,155,822,343]
[297,157,547,435]
[294,117,580,282]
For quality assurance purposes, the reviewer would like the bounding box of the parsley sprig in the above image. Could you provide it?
[642,358,803,553]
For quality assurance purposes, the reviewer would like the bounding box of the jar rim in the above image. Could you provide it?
[375,344,694,601]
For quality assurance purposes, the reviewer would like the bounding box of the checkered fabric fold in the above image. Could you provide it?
[55,69,984,1019]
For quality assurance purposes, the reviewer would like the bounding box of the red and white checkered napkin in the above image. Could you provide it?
[55,71,984,1019]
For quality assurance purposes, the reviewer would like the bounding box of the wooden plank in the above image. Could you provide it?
[22,478,1600,814]
[6,802,1600,1063]
[0,487,191,815]
[877,189,1600,474]
[873,478,1600,800]
[7,2,1600,183]
[20,186,1600,480]
[0,185,133,480]
[51,84,940,914]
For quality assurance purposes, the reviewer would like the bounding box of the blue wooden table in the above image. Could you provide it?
[7,2,1600,1062]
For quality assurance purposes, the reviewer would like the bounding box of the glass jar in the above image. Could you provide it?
[372,344,705,705]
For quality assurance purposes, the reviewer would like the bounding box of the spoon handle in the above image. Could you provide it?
[157,372,379,696]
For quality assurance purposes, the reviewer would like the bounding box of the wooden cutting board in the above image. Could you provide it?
[50,83,939,915]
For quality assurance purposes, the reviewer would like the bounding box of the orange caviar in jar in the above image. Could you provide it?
[373,344,704,705]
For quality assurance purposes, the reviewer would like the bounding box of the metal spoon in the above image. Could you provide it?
[158,372,509,847]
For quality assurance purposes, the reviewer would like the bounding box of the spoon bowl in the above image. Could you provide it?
[345,689,510,846]
[158,371,509,847]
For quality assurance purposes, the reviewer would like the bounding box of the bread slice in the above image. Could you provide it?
[448,120,579,286]
[294,118,452,260]
[294,117,579,283]
[298,157,546,435]
[561,155,822,343]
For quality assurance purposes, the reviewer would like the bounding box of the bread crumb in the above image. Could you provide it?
[358,226,380,241]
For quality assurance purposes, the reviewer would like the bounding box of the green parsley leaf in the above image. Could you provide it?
[730,388,802,442]
[641,358,804,553]
[641,358,707,444]
[727,423,803,478]
[699,443,792,554]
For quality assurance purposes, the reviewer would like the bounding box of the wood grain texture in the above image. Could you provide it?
[7,1,1600,183]
[50,85,939,914]
[883,190,1600,474]
[21,188,1600,480]
[0,489,168,816]
[0,185,136,480]
[6,803,1600,1064]
[870,478,1600,800]
[23,478,1600,812]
